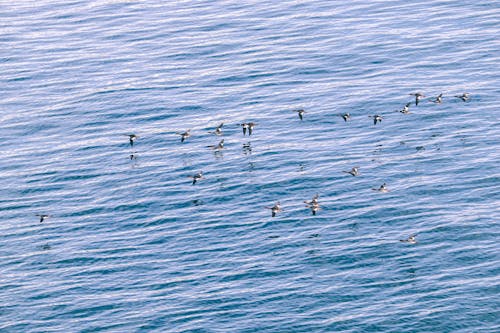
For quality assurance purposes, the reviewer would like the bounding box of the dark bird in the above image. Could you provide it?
[190,171,203,185]
[369,115,383,125]
[294,109,306,120]
[124,134,138,147]
[36,214,50,223]
[304,193,319,205]
[340,113,351,122]
[372,183,389,192]
[410,92,425,105]
[247,122,255,136]
[430,93,443,104]
[207,139,224,151]
[400,234,417,244]
[209,123,224,136]
[454,93,470,102]
[239,123,248,135]
[343,167,359,176]
[266,202,282,217]
[306,202,321,216]
[177,129,191,142]
[397,102,411,114]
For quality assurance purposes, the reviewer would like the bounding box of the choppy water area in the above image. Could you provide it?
[1,1,499,332]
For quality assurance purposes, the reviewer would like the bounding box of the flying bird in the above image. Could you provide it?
[340,113,351,122]
[397,102,411,114]
[400,234,417,244]
[294,109,306,120]
[177,129,191,142]
[304,193,319,205]
[372,183,389,192]
[190,171,203,185]
[36,214,50,223]
[430,93,443,104]
[306,202,321,215]
[124,134,138,147]
[454,93,470,102]
[209,123,224,136]
[266,202,282,217]
[343,167,359,176]
[409,92,425,105]
[207,139,224,151]
[369,115,383,125]
[247,122,255,136]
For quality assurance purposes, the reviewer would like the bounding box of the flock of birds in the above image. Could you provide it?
[37,92,471,245]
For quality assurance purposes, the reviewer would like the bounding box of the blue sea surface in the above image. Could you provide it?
[1,1,499,332]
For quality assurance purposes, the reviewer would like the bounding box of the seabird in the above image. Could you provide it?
[372,183,389,192]
[209,123,224,136]
[410,92,425,106]
[306,202,321,216]
[190,171,203,185]
[207,139,224,151]
[340,113,351,122]
[247,122,255,136]
[369,115,383,125]
[343,167,359,176]
[454,93,470,102]
[400,234,417,244]
[266,202,282,217]
[36,214,50,223]
[304,193,319,205]
[239,123,248,135]
[430,93,443,104]
[177,129,191,142]
[398,102,411,114]
[294,109,306,120]
[124,134,138,147]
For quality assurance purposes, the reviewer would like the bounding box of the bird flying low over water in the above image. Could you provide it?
[343,167,359,176]
[247,122,255,136]
[294,109,306,120]
[430,93,443,104]
[372,183,389,192]
[190,171,203,185]
[409,92,425,105]
[400,234,417,244]
[266,202,282,217]
[239,122,256,136]
[207,139,224,151]
[124,134,138,147]
[177,129,191,142]
[36,214,50,223]
[340,113,351,122]
[304,194,320,215]
[306,202,321,215]
[369,115,383,125]
[397,102,411,114]
[209,123,224,136]
[454,93,470,101]
[239,123,248,136]
[304,193,319,205]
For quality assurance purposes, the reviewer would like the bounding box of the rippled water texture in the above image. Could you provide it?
[1,1,499,332]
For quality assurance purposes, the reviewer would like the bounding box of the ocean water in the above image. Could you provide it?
[1,1,499,332]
